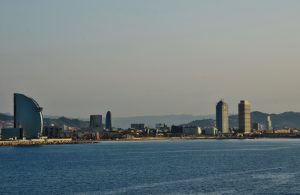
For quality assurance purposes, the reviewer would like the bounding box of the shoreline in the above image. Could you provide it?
[0,139,99,146]
[2,136,300,146]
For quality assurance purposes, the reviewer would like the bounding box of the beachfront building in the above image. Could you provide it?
[238,100,251,133]
[182,126,202,136]
[203,127,218,136]
[14,93,43,139]
[216,100,229,134]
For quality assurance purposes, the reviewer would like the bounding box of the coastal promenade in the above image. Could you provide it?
[0,139,99,146]
[0,137,246,146]
[2,135,299,146]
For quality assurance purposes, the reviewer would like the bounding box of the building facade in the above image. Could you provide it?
[105,111,112,131]
[14,93,43,139]
[131,124,145,130]
[90,115,102,128]
[252,123,262,131]
[0,128,23,140]
[182,126,202,136]
[203,127,218,136]
[171,125,183,135]
[216,100,229,134]
[43,125,63,138]
[238,100,251,133]
[266,115,272,130]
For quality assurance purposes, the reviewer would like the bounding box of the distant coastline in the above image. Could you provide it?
[0,139,99,147]
[2,135,300,146]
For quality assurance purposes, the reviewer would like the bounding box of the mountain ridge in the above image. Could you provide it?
[185,111,300,129]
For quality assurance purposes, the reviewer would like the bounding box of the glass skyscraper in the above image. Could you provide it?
[105,111,112,131]
[14,93,43,139]
[90,115,102,128]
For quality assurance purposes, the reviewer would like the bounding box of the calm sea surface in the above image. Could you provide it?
[1,139,300,194]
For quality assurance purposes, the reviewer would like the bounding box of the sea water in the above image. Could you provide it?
[1,139,300,194]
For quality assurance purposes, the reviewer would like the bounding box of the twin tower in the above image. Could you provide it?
[216,100,251,133]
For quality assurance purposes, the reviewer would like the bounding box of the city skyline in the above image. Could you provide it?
[1,1,300,118]
[1,1,300,195]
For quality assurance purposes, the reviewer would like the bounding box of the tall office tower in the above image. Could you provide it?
[238,100,251,133]
[105,111,112,131]
[14,93,43,139]
[90,115,102,129]
[216,100,229,134]
[266,115,272,130]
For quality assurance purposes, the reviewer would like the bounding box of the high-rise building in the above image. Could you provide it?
[266,115,272,130]
[90,115,102,130]
[14,93,43,139]
[216,100,229,134]
[238,100,251,133]
[105,111,112,131]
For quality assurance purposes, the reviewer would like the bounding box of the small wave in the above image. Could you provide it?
[75,167,285,195]
[126,147,290,154]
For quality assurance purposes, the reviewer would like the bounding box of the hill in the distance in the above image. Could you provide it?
[0,113,13,121]
[112,114,214,128]
[2,112,300,129]
[185,111,300,129]
[0,113,213,129]
[43,117,89,128]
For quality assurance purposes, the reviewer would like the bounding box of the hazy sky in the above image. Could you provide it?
[1,0,300,118]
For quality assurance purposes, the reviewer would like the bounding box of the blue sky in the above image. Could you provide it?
[1,0,300,117]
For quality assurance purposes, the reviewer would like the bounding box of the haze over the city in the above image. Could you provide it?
[1,0,300,118]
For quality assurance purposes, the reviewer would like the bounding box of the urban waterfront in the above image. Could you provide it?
[1,139,300,194]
